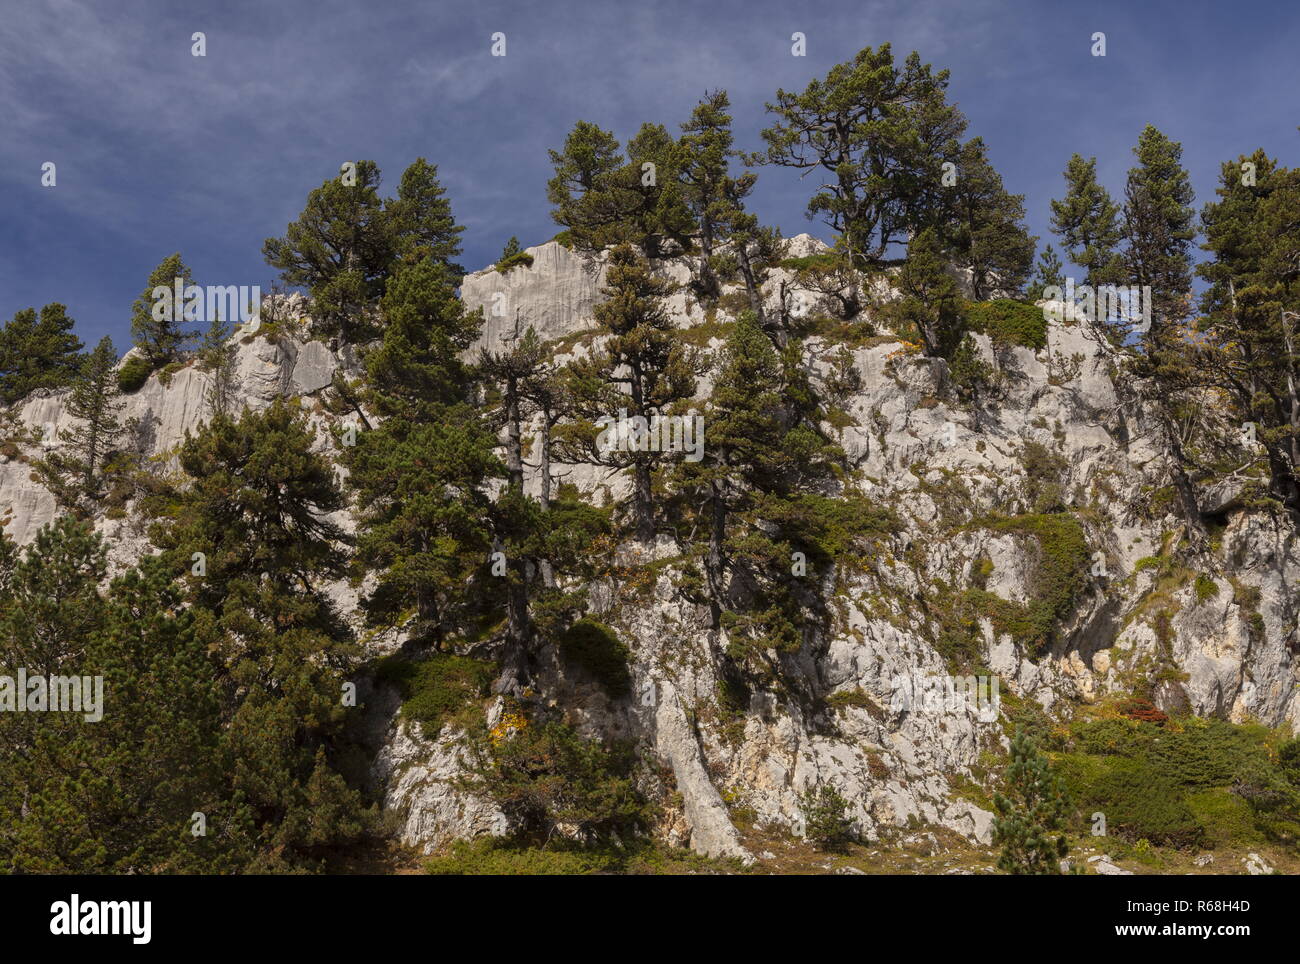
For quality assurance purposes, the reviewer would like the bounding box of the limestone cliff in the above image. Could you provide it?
[3,238,1297,862]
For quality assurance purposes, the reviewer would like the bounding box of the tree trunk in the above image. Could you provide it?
[704,478,727,628]
[1161,412,1207,545]
[504,373,524,490]
[736,241,766,327]
[538,409,556,589]
[629,372,655,543]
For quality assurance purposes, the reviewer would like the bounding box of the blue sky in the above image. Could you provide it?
[3,0,1298,349]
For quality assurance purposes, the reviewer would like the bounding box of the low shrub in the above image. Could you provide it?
[1116,697,1169,726]
[1194,573,1219,604]
[374,653,496,738]
[965,299,1048,350]
[496,251,534,274]
[424,836,729,875]
[966,513,1090,655]
[1071,717,1155,757]
[425,837,622,875]
[157,360,185,387]
[1184,789,1260,849]
[1080,759,1203,848]
[1145,719,1270,791]
[466,714,652,845]
[117,356,153,393]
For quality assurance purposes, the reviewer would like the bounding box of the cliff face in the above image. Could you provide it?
[4,239,1298,859]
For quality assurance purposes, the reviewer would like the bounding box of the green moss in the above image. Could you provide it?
[965,299,1048,350]
[557,619,631,697]
[1194,573,1219,604]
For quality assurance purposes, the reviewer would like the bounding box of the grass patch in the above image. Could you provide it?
[424,836,738,875]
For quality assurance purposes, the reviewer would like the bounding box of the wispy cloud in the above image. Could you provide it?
[3,0,1298,346]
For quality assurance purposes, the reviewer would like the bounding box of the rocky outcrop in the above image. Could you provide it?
[0,325,345,546]
[5,239,1298,860]
[461,241,610,354]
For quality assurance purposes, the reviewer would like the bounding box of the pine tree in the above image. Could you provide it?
[1049,154,1123,286]
[678,90,751,297]
[752,44,967,267]
[366,256,481,418]
[944,137,1036,299]
[614,120,693,258]
[547,121,694,258]
[0,515,105,673]
[670,312,858,677]
[130,253,196,365]
[387,157,466,275]
[882,227,967,358]
[1198,152,1300,522]
[197,313,240,417]
[672,313,813,623]
[1121,126,1204,542]
[350,419,501,648]
[0,521,234,874]
[992,730,1071,875]
[1123,125,1197,329]
[154,400,370,868]
[347,257,501,646]
[0,303,84,405]
[557,244,697,542]
[676,91,785,333]
[547,120,624,243]
[35,337,124,511]
[724,197,784,337]
[263,160,392,342]
[1026,244,1066,301]
[479,326,551,681]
